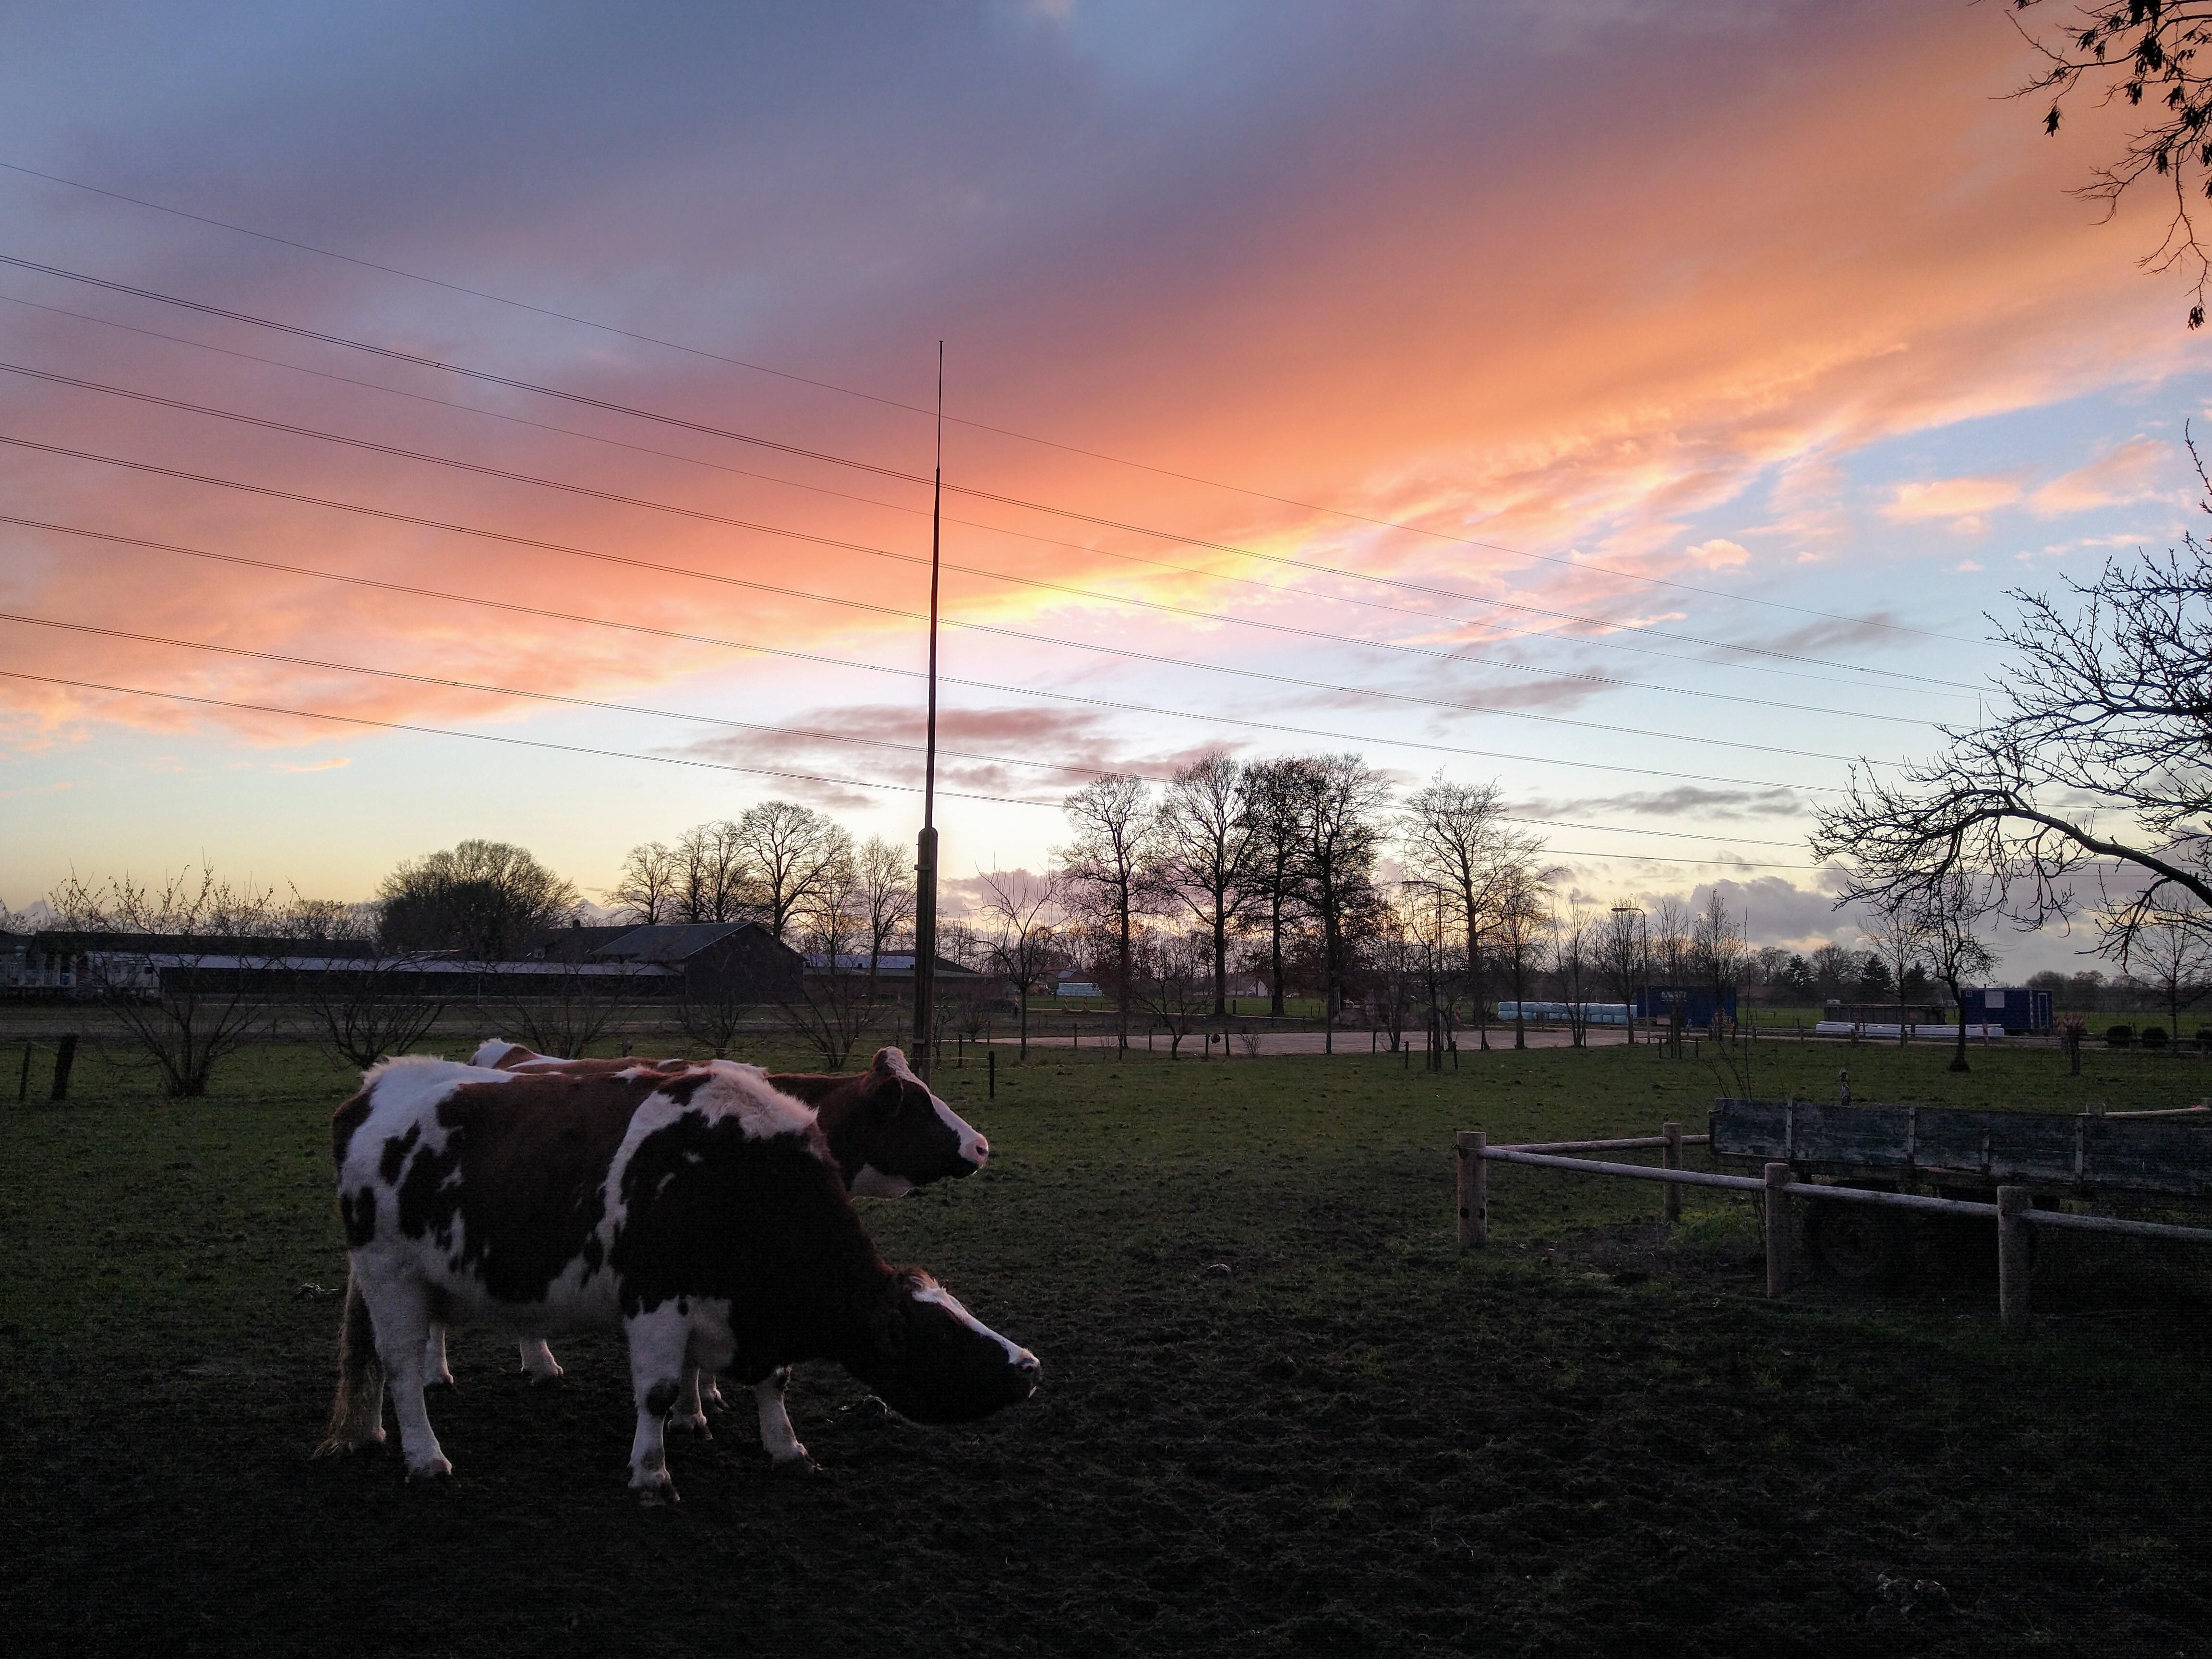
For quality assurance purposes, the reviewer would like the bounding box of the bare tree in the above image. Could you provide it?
[1060,773,1160,1054]
[1690,889,1746,1032]
[1599,904,1649,1045]
[1127,926,1212,1058]
[854,834,916,977]
[483,963,635,1059]
[778,859,882,1070]
[1152,754,1259,1018]
[974,867,1064,1063]
[1493,861,1557,1051]
[672,821,755,923]
[1858,897,1935,1048]
[49,868,282,1097]
[1240,757,1312,1018]
[611,841,682,924]
[1912,874,2001,1074]
[2108,899,2212,1046]
[2008,1,2212,325]
[1370,886,1421,1056]
[734,802,853,941]
[1550,907,1599,1049]
[1398,775,1546,1053]
[677,976,753,1059]
[1294,754,1390,1055]
[283,896,444,1070]
[1813,531,2210,962]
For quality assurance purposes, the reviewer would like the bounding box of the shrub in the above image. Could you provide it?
[2106,1023,2134,1047]
[2142,1025,2169,1048]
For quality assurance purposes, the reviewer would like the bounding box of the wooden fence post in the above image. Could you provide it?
[1455,1130,1488,1248]
[17,1040,31,1104]
[988,1049,996,1101]
[1661,1120,1683,1226]
[49,1034,77,1103]
[1998,1184,2032,1337]
[1763,1161,1793,1297]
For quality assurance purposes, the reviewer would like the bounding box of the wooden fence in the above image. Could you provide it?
[1454,1124,2212,1336]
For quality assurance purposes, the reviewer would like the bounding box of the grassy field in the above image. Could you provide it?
[4,1032,2211,1655]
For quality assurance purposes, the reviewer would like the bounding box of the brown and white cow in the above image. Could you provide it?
[471,1041,991,1199]
[316,1057,1036,1499]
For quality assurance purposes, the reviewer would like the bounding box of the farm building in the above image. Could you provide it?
[803,949,1001,998]
[590,921,805,1003]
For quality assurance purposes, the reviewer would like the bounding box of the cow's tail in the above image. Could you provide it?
[313,1266,386,1457]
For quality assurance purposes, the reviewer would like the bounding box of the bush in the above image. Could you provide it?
[2142,1025,2169,1048]
[2106,1023,2134,1047]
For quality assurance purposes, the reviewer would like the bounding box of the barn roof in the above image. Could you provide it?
[592,921,771,962]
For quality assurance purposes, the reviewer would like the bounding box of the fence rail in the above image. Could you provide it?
[1455,1125,2212,1336]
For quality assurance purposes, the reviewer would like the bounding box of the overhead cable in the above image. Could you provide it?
[0,421,1904,765]
[0,166,1968,643]
[0,293,1969,710]
[0,666,1829,871]
[0,248,1980,676]
[0,610,1809,849]
[0,511,1851,796]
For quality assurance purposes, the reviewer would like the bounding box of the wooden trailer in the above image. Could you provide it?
[1708,1098,2212,1283]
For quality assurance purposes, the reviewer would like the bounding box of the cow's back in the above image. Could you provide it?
[335,1059,676,1305]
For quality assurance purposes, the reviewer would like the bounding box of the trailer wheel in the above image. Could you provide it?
[1807,1190,1913,1286]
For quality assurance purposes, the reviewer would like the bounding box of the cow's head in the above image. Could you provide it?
[854,1270,1039,1424]
[842,1047,988,1199]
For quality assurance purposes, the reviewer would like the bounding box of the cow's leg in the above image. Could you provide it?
[358,1274,450,1482]
[517,1338,564,1382]
[422,1325,455,1389]
[668,1366,711,1437]
[621,1310,693,1503]
[754,1368,811,1468]
[698,1370,726,1408]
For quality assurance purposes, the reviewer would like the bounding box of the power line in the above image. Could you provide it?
[0,511,1854,796]
[0,611,1809,852]
[0,666,1828,870]
[0,249,1982,679]
[0,289,1974,705]
[0,358,1943,726]
[0,609,1104,780]
[0,420,1909,764]
[0,354,1941,728]
[0,159,1968,644]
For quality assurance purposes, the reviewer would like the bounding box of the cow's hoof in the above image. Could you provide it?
[668,1411,712,1439]
[524,1364,565,1384]
[406,1456,454,1484]
[701,1382,727,1409]
[770,1449,818,1476]
[424,1373,456,1391]
[632,1473,680,1506]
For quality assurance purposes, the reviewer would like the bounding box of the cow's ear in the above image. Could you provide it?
[866,1076,907,1118]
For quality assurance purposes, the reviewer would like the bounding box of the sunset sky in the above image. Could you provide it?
[2,0,2206,968]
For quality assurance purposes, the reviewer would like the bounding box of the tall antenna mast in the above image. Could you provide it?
[911,341,944,1077]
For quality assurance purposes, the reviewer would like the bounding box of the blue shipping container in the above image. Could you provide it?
[1963,986,2054,1034]
[1634,986,1739,1026]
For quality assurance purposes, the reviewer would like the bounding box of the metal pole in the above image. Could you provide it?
[911,342,944,1080]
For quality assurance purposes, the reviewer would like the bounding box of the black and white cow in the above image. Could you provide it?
[317,1057,1036,1498]
[452,1043,989,1439]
